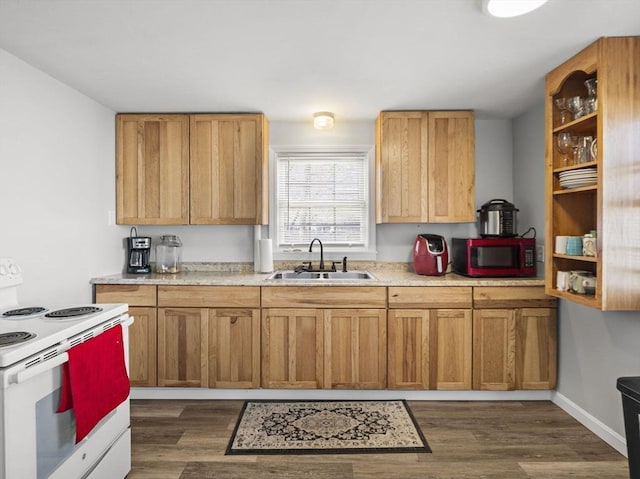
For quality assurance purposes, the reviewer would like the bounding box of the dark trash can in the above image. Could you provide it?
[617,377,640,479]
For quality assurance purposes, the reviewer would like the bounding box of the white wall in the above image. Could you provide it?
[512,100,640,440]
[0,48,126,305]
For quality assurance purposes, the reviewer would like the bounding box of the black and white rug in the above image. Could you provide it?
[225,400,431,455]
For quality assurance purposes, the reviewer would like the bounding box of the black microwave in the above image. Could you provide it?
[451,237,537,277]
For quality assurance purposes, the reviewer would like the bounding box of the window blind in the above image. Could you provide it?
[276,152,368,248]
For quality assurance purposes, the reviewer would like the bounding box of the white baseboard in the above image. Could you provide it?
[131,388,552,402]
[552,391,628,457]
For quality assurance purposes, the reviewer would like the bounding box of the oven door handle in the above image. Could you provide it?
[122,315,134,328]
[14,352,69,384]
[13,316,133,384]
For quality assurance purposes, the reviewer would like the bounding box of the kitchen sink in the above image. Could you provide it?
[266,271,375,281]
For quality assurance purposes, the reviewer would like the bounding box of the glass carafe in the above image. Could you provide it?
[156,235,183,274]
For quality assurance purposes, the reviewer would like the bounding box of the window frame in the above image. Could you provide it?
[269,145,377,261]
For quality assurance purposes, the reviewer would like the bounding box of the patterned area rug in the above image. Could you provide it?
[225,400,430,455]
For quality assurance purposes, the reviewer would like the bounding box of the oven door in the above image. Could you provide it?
[0,317,132,479]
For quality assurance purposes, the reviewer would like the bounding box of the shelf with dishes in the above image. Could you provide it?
[549,289,599,308]
[545,37,640,311]
[553,253,597,262]
[552,111,597,135]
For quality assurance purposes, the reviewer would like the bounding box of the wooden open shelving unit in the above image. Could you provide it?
[544,37,640,311]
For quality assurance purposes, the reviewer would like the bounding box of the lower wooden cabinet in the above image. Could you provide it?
[157,308,208,387]
[515,308,557,390]
[324,309,387,389]
[95,283,556,391]
[261,309,324,388]
[158,307,261,388]
[472,287,557,391]
[95,284,157,387]
[127,306,157,387]
[387,287,473,390]
[261,308,386,389]
[430,309,473,390]
[208,308,261,388]
[472,308,515,390]
[387,310,430,389]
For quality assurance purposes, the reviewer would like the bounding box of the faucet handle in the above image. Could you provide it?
[330,261,339,272]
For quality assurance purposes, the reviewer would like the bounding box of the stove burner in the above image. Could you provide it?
[0,331,36,346]
[44,306,103,319]
[2,307,47,318]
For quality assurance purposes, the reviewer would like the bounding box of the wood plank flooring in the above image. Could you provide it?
[128,400,629,479]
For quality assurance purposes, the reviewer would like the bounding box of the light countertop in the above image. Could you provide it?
[90,269,545,287]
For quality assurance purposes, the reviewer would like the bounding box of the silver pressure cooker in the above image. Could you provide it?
[477,199,519,237]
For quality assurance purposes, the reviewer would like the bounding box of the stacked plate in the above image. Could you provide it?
[559,168,597,189]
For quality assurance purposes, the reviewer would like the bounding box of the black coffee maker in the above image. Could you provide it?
[126,227,151,274]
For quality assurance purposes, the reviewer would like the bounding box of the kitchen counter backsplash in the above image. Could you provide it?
[91,261,544,287]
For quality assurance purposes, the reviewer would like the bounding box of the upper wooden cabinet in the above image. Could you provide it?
[544,37,640,310]
[116,114,190,224]
[190,114,269,225]
[375,110,475,223]
[116,113,269,225]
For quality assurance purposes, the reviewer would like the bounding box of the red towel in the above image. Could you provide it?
[57,324,130,443]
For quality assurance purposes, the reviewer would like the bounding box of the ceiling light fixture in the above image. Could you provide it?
[481,0,548,18]
[313,112,335,130]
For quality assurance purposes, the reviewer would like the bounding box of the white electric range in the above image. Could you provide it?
[0,258,132,479]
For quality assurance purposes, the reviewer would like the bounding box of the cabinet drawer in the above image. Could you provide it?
[388,287,472,309]
[262,287,386,309]
[95,284,156,306]
[473,287,557,309]
[158,286,260,308]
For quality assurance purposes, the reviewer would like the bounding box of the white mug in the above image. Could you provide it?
[556,270,571,292]
[555,236,569,254]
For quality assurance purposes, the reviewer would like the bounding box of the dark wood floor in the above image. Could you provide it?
[129,399,629,478]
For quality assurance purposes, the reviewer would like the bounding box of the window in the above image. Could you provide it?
[272,147,375,257]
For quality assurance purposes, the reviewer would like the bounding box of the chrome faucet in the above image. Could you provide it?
[308,238,325,271]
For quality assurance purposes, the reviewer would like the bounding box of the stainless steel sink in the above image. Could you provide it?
[266,271,375,280]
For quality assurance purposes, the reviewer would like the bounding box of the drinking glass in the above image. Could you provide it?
[555,98,569,124]
[557,132,574,166]
[584,78,597,113]
[567,96,584,120]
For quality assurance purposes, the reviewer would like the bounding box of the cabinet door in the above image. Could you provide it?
[208,309,260,388]
[157,308,208,387]
[127,307,157,387]
[388,310,429,390]
[324,309,387,389]
[429,309,472,390]
[515,308,557,389]
[116,114,189,225]
[472,309,516,391]
[427,111,475,222]
[375,111,429,223]
[261,309,324,388]
[190,114,268,225]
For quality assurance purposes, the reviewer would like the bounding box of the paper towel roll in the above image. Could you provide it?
[259,239,274,273]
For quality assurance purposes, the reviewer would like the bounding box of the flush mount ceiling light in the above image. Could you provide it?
[481,0,548,17]
[313,111,335,130]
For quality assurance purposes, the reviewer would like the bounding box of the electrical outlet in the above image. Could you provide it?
[536,245,544,262]
[107,210,116,226]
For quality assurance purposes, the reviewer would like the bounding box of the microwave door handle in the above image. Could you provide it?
[13,352,69,385]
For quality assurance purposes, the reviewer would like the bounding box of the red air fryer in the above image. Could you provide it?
[413,234,449,276]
